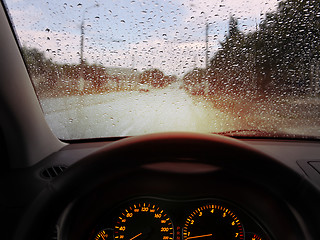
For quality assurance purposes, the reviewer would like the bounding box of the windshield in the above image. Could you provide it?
[3,0,320,140]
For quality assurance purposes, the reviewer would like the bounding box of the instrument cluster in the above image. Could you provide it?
[89,197,271,240]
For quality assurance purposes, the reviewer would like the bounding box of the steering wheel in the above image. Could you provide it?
[14,132,320,240]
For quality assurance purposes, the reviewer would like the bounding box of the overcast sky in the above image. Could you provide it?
[5,0,280,76]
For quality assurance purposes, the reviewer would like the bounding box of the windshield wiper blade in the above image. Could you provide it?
[214,129,319,139]
[216,129,274,136]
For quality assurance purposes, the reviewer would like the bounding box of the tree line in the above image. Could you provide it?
[22,47,177,96]
[22,0,320,97]
[183,0,320,96]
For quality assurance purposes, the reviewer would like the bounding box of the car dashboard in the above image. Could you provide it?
[8,136,315,240]
[2,135,320,240]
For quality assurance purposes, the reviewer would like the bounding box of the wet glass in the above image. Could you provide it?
[4,0,320,139]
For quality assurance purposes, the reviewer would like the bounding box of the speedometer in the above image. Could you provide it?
[183,204,244,240]
[114,201,174,240]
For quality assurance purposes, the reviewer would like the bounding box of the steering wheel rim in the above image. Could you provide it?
[14,132,320,240]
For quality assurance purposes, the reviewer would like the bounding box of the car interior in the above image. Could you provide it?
[1,0,320,240]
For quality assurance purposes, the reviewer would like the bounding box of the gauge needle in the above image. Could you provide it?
[129,232,143,240]
[186,234,213,240]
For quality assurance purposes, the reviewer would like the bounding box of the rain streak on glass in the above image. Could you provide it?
[4,0,320,139]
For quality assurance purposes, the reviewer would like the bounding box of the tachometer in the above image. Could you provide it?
[114,202,174,240]
[183,204,244,240]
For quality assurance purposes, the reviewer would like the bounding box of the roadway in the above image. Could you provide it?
[41,87,235,139]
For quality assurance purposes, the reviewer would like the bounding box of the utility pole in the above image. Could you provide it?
[79,19,85,91]
[80,21,85,66]
[79,4,99,91]
[132,54,135,70]
[205,22,209,69]
[204,22,211,95]
[193,54,197,69]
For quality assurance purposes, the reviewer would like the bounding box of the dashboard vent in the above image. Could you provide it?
[50,226,58,240]
[40,165,67,180]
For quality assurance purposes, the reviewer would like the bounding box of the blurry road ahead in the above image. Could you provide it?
[42,88,236,139]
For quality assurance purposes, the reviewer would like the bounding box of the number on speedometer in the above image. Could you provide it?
[114,202,174,240]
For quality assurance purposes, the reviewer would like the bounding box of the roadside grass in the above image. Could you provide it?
[35,83,142,99]
[189,90,320,136]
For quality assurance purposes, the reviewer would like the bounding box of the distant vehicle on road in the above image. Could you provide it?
[139,83,150,92]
